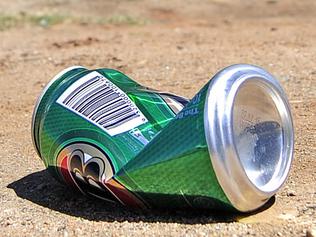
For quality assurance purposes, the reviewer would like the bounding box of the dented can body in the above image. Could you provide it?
[32,66,188,203]
[32,64,294,212]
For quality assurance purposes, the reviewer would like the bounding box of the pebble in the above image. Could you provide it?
[287,190,296,197]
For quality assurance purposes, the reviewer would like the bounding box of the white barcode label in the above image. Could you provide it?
[57,71,148,136]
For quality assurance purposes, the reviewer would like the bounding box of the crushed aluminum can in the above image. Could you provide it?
[32,64,294,212]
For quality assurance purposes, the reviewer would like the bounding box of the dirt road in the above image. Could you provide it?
[0,0,315,236]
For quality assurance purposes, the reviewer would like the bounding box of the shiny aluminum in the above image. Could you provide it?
[204,64,294,211]
[31,64,294,212]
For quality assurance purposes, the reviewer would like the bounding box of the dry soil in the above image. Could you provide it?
[0,0,315,236]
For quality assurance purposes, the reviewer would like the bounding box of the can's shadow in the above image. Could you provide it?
[7,169,275,224]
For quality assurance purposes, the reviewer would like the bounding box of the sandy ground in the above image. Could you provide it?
[0,0,315,236]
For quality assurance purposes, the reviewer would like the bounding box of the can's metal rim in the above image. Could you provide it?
[31,66,87,157]
[204,64,294,212]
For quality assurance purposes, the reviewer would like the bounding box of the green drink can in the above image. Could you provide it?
[32,66,188,207]
[32,64,294,212]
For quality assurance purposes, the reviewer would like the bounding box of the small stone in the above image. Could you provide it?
[287,190,296,196]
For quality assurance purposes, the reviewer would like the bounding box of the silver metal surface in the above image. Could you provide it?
[204,64,294,212]
[31,66,87,157]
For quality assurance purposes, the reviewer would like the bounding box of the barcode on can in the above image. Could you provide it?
[57,71,148,136]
